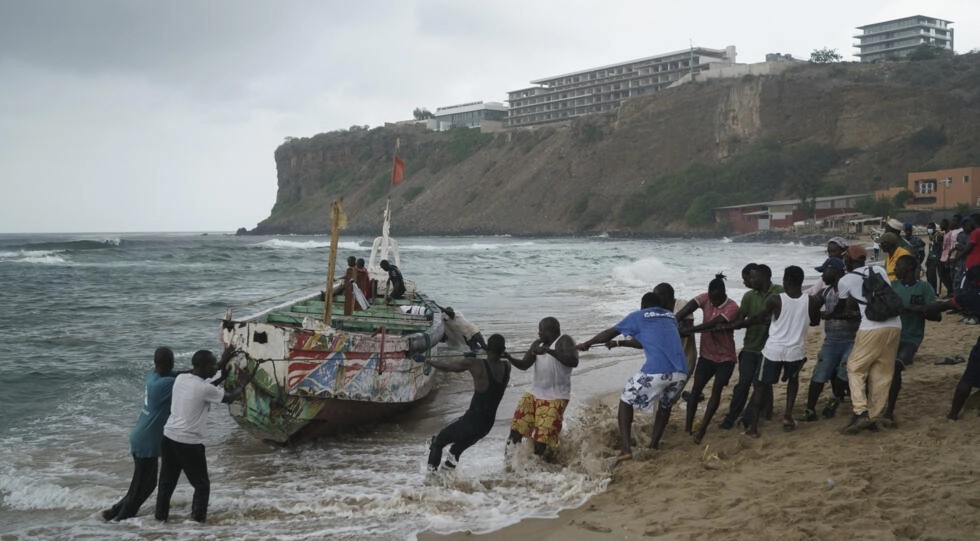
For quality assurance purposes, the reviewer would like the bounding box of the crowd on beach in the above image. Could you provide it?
[425,212,980,467]
[98,212,979,524]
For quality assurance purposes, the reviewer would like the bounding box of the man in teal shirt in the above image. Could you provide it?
[884,255,939,424]
[720,264,784,429]
[102,347,177,521]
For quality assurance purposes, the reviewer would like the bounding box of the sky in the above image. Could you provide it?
[1,1,978,233]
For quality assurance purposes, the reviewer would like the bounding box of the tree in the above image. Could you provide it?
[810,48,843,63]
[413,107,434,120]
[892,189,914,208]
[907,44,953,61]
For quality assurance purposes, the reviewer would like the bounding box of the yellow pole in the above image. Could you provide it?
[324,199,343,322]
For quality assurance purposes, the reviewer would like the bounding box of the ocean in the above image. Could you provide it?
[0,233,825,540]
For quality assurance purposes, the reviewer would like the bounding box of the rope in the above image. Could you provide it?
[35,282,323,344]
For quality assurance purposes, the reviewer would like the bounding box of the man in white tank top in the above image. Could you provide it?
[739,266,818,437]
[508,317,579,456]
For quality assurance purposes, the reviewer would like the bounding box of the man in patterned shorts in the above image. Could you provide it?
[508,317,579,456]
[577,291,689,461]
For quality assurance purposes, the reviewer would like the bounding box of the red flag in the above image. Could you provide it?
[391,155,405,185]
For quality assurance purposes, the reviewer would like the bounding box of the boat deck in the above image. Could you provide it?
[262,294,434,334]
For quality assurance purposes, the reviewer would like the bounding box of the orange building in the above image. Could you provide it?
[879,166,980,209]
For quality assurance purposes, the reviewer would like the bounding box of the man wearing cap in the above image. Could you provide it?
[885,218,914,252]
[879,232,913,281]
[801,257,858,422]
[836,245,902,434]
[804,237,848,296]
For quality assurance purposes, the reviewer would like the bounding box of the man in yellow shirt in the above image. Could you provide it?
[879,232,912,281]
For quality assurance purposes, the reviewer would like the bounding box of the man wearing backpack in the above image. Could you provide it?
[835,245,902,434]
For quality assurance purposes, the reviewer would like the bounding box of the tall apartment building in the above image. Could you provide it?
[507,46,736,128]
[854,15,954,62]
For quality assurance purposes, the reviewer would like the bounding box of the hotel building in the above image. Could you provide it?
[507,46,736,128]
[854,15,954,62]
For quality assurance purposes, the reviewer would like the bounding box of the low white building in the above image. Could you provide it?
[426,101,508,132]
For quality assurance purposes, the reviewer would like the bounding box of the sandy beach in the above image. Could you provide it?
[422,316,980,541]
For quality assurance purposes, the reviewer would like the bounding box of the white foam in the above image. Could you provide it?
[610,255,669,287]
[401,241,537,252]
[254,239,363,251]
[9,254,68,265]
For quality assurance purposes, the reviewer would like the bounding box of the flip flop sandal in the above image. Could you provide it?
[936,357,959,365]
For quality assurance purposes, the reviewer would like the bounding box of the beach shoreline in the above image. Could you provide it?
[420,316,979,541]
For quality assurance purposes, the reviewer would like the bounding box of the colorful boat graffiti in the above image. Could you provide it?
[219,199,446,443]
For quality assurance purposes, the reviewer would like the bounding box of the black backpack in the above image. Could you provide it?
[851,267,903,321]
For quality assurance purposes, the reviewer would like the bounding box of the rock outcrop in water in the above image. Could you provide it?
[252,54,980,236]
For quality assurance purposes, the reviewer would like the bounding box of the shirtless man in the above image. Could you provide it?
[427,334,513,470]
[379,259,406,301]
[508,317,578,456]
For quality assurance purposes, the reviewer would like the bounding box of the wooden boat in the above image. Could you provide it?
[219,200,445,443]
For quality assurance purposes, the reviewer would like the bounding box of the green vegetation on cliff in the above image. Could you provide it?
[253,53,980,236]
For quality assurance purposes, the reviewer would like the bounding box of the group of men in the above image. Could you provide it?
[102,347,251,524]
[428,223,980,467]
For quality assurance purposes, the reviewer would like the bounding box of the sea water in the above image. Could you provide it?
[0,233,826,540]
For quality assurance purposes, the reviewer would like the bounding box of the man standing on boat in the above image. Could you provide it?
[154,347,252,524]
[508,317,579,456]
[379,259,406,301]
[101,347,177,522]
[426,334,513,471]
[577,291,688,461]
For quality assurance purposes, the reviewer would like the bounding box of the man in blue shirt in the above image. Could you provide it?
[577,291,688,461]
[102,347,177,521]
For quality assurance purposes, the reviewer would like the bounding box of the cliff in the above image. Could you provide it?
[252,54,980,236]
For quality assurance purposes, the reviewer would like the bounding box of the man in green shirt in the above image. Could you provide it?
[884,255,939,424]
[719,264,784,429]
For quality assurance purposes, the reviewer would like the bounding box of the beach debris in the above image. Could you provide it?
[826,478,836,490]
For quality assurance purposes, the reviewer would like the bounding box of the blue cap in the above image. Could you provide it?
[815,257,845,272]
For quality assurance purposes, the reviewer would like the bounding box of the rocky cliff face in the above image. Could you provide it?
[252,54,980,236]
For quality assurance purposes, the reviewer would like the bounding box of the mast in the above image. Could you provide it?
[324,198,346,322]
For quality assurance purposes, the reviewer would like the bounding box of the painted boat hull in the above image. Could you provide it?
[220,291,443,443]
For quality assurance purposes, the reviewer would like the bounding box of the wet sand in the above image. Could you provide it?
[421,316,980,541]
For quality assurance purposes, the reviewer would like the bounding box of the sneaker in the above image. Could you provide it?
[719,418,734,430]
[800,409,818,422]
[822,397,840,419]
[841,412,872,435]
[965,318,979,325]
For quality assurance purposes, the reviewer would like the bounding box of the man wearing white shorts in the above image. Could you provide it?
[577,291,688,461]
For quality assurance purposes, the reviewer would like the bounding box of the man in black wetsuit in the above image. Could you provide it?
[426,334,513,471]
[379,259,406,301]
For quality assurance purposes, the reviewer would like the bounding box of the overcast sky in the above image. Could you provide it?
[1,0,977,233]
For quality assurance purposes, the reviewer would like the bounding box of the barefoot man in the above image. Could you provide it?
[577,291,688,461]
[427,334,513,470]
[508,317,578,456]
